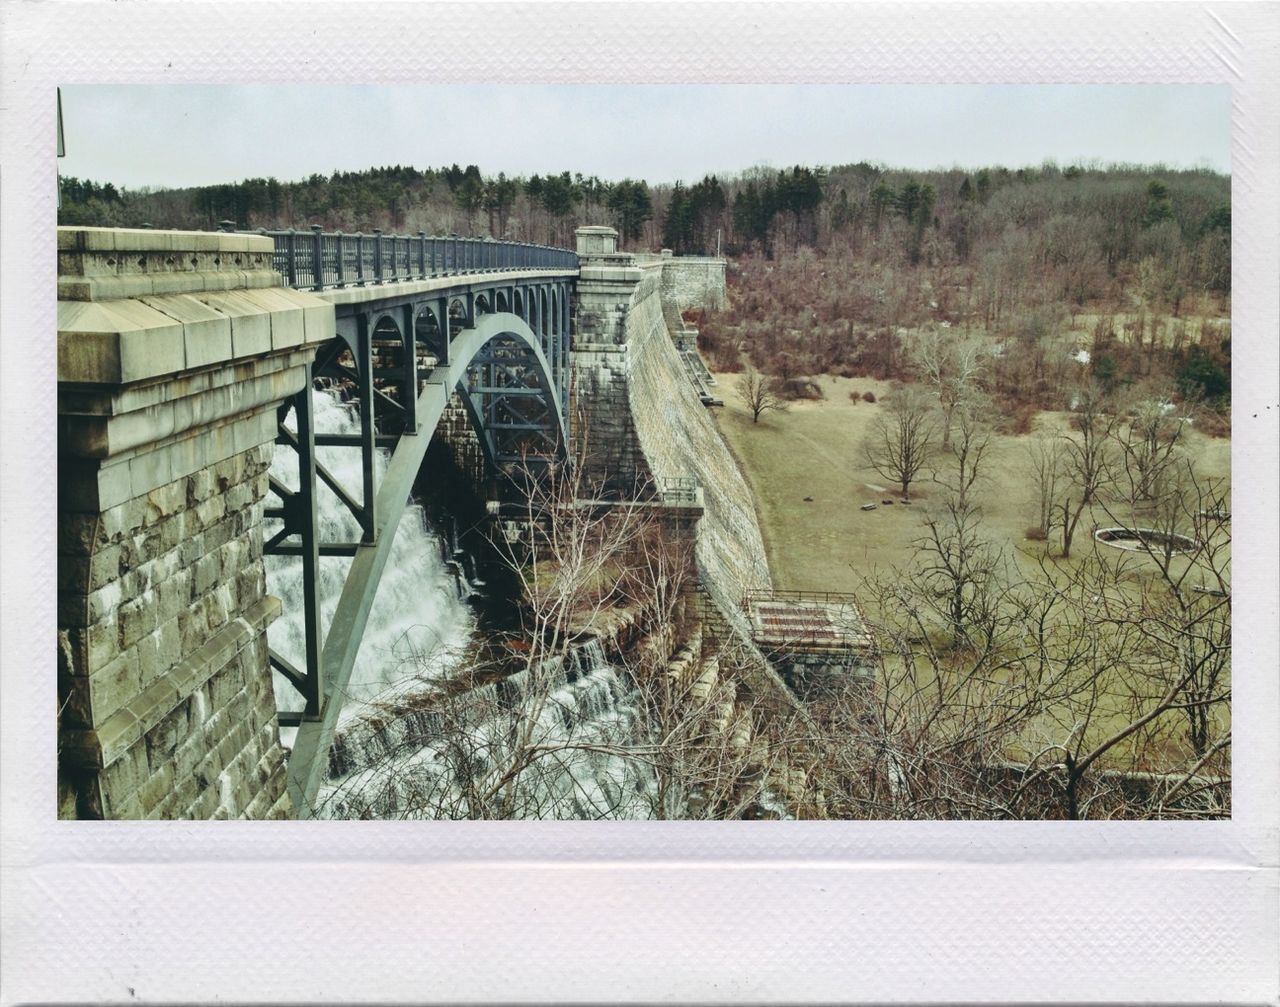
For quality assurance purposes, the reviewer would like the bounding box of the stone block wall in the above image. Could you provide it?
[58,444,288,819]
[660,257,727,313]
[57,226,335,819]
[434,391,490,489]
[567,228,768,621]
[570,233,656,494]
[622,266,772,614]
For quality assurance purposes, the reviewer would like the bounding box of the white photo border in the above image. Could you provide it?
[2,2,1277,1002]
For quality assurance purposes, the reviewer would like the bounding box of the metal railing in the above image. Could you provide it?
[654,475,701,506]
[745,588,865,608]
[218,221,578,292]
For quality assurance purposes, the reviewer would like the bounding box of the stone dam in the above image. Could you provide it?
[56,224,805,820]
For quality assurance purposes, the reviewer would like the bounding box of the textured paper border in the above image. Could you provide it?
[2,3,1277,1002]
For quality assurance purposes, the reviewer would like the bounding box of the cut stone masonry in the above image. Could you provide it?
[57,227,334,819]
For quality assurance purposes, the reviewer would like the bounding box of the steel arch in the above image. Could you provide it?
[284,311,566,814]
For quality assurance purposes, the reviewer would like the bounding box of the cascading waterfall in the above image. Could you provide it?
[318,638,664,821]
[264,388,665,820]
[263,389,476,724]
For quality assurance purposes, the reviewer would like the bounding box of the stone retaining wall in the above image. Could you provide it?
[623,265,772,613]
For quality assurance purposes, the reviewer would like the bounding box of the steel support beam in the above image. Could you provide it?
[285,312,566,816]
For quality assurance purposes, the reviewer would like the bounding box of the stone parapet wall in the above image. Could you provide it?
[57,226,283,303]
[57,226,335,819]
[660,257,727,313]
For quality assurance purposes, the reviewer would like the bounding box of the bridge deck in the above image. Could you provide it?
[311,268,579,307]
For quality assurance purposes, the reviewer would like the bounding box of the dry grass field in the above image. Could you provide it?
[712,368,1232,767]
[712,369,1230,596]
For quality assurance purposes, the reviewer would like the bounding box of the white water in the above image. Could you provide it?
[263,388,666,820]
[318,639,667,820]
[263,390,476,723]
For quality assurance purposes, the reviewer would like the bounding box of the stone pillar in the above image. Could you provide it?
[57,227,335,819]
[570,226,651,492]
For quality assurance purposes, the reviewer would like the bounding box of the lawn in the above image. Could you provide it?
[711,369,1232,770]
[711,369,1230,596]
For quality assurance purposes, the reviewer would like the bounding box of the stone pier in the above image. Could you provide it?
[570,225,653,492]
[56,227,334,819]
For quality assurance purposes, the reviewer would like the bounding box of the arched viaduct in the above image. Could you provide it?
[56,223,733,819]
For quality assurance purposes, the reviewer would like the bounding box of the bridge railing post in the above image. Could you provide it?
[418,231,426,279]
[311,225,324,291]
[335,231,345,288]
[354,232,364,286]
[373,229,383,285]
[285,228,298,287]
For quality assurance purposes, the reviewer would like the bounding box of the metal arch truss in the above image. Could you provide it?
[263,295,572,815]
[459,340,564,467]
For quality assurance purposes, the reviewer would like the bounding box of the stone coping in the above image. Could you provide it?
[59,227,282,302]
[577,264,644,284]
[58,226,274,255]
[58,287,334,386]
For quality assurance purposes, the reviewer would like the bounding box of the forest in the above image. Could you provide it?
[59,158,1230,417]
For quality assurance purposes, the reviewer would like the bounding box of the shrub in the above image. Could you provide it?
[996,403,1038,436]
[1024,526,1048,542]
[1177,349,1230,404]
[1193,408,1231,438]
[777,377,825,401]
[862,391,877,403]
[712,342,743,373]
[848,390,860,404]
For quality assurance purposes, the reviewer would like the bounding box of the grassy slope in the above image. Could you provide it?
[713,370,1230,594]
[712,369,1232,768]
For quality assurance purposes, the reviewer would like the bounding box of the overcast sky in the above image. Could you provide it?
[59,84,1231,190]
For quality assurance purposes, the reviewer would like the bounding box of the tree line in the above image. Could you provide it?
[58,162,659,249]
[60,157,1227,293]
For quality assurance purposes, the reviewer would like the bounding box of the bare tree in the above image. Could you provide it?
[1102,455,1232,758]
[314,457,791,821]
[737,367,788,424]
[797,450,1232,821]
[1025,429,1065,540]
[861,385,936,500]
[1051,384,1119,557]
[914,327,986,448]
[916,495,1004,645]
[933,397,993,509]
[1114,385,1191,504]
